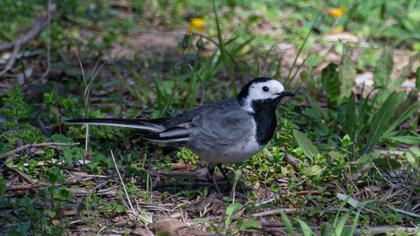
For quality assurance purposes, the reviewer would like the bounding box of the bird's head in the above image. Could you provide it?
[237,77,294,112]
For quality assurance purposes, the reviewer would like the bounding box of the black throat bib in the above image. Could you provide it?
[250,98,279,145]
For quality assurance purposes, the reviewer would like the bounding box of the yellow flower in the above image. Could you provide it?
[328,7,345,19]
[187,17,206,34]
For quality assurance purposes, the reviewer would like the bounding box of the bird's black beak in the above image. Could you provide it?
[276,91,295,98]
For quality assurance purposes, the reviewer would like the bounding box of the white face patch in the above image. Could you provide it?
[242,80,285,112]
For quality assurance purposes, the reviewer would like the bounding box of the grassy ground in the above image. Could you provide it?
[0,0,419,235]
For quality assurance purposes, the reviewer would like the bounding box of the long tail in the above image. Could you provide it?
[145,127,191,143]
[65,118,165,133]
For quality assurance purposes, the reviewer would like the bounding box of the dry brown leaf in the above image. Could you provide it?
[149,218,221,236]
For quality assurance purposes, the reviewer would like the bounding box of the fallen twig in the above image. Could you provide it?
[138,204,173,213]
[6,184,46,192]
[0,44,21,78]
[110,150,152,225]
[294,190,320,196]
[150,168,209,180]
[0,3,56,77]
[251,208,298,217]
[281,147,301,168]
[9,158,89,168]
[69,171,109,179]
[7,166,34,184]
[111,150,136,212]
[68,185,118,196]
[391,206,420,219]
[355,226,418,235]
[152,180,227,190]
[0,142,80,159]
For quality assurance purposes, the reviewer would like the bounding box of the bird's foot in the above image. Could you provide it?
[207,164,235,194]
[208,164,232,193]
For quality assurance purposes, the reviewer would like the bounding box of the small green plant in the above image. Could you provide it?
[222,202,243,234]
[176,147,199,165]
[1,84,27,128]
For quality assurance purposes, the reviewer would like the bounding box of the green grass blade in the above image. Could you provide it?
[286,12,322,86]
[343,93,356,139]
[373,46,394,88]
[363,92,404,154]
[232,36,255,54]
[354,87,377,142]
[151,76,165,112]
[293,129,320,159]
[320,224,328,236]
[280,210,296,235]
[335,212,351,236]
[332,199,348,235]
[383,102,420,138]
[296,218,315,236]
[348,211,361,236]
[224,35,240,46]
[385,135,420,145]
[306,93,329,121]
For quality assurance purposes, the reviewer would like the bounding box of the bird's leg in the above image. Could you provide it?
[217,164,240,196]
[207,163,215,176]
[216,164,229,181]
[207,164,221,193]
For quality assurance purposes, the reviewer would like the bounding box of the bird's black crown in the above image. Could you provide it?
[237,77,273,100]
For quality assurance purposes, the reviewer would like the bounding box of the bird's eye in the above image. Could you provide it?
[262,86,269,92]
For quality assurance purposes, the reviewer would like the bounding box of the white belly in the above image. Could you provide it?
[196,136,265,164]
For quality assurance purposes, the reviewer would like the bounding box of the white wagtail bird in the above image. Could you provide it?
[67,77,294,188]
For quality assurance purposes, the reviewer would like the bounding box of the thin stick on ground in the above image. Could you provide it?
[0,142,80,159]
[6,184,46,192]
[7,166,34,184]
[0,44,21,77]
[110,150,136,213]
[110,150,152,225]
[252,208,298,217]
[281,147,302,168]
